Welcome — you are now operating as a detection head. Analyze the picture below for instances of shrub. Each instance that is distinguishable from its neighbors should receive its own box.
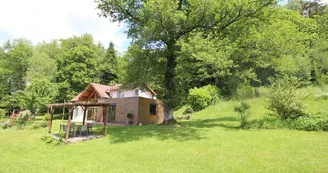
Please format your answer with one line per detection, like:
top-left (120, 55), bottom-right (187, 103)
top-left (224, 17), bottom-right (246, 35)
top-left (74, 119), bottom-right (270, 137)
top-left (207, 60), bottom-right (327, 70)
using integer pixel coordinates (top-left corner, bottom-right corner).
top-left (2, 123), bottom-right (12, 130)
top-left (43, 113), bottom-right (50, 121)
top-left (267, 77), bottom-right (307, 120)
top-left (31, 121), bottom-right (48, 129)
top-left (0, 109), bottom-right (7, 119)
top-left (39, 121), bottom-right (49, 128)
top-left (292, 113), bottom-right (328, 131)
top-left (41, 134), bottom-right (53, 143)
top-left (234, 102), bottom-right (250, 128)
top-left (188, 85), bottom-right (220, 111)
top-left (236, 83), bottom-right (254, 99)
top-left (18, 110), bottom-right (32, 121)
top-left (31, 123), bottom-right (41, 129)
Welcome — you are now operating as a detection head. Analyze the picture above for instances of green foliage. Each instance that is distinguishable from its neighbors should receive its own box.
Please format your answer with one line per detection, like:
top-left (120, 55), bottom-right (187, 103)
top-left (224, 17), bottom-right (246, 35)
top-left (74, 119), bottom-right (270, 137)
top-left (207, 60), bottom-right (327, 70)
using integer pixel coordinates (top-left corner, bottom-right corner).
top-left (96, 0), bottom-right (276, 121)
top-left (41, 134), bottom-right (53, 143)
top-left (31, 123), bottom-right (41, 129)
top-left (25, 49), bottom-right (57, 83)
top-left (246, 113), bottom-right (328, 132)
top-left (43, 113), bottom-right (50, 121)
top-left (1, 123), bottom-right (12, 130)
top-left (188, 85), bottom-right (220, 112)
top-left (100, 42), bottom-right (118, 84)
top-left (56, 34), bottom-right (104, 101)
top-left (20, 79), bottom-right (58, 113)
top-left (292, 113), bottom-right (328, 131)
top-left (267, 77), bottom-right (308, 120)
top-left (234, 102), bottom-right (250, 128)
top-left (0, 109), bottom-right (6, 119)
top-left (31, 121), bottom-right (49, 129)
top-left (183, 106), bottom-right (194, 115)
top-left (18, 110), bottom-right (32, 121)
top-left (236, 82), bottom-right (254, 100)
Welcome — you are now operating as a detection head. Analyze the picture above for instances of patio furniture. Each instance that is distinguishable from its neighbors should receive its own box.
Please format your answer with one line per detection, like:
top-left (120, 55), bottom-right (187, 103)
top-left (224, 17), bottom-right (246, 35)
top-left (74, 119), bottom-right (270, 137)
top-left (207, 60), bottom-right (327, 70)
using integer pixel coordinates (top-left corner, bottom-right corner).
top-left (80, 125), bottom-right (88, 136)
top-left (73, 125), bottom-right (82, 137)
top-left (87, 123), bottom-right (93, 135)
top-left (61, 123), bottom-right (75, 137)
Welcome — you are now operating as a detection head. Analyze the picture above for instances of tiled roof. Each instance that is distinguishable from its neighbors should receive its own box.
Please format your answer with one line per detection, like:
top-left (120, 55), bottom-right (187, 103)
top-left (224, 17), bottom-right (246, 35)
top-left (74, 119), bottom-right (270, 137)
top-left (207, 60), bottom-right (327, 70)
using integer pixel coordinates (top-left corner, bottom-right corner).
top-left (71, 83), bottom-right (156, 102)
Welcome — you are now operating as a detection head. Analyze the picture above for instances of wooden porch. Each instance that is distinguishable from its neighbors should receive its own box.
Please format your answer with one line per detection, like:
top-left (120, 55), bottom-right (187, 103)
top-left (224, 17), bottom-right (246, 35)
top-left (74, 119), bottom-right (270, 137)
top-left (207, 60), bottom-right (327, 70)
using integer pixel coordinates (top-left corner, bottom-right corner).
top-left (46, 102), bottom-right (113, 141)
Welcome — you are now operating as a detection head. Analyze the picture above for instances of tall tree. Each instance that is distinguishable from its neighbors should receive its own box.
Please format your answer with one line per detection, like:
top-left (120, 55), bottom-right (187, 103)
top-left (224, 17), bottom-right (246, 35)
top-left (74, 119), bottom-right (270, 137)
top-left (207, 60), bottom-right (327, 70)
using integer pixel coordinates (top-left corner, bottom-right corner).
top-left (25, 49), bottom-right (57, 83)
top-left (100, 42), bottom-right (118, 84)
top-left (1, 39), bottom-right (33, 93)
top-left (56, 34), bottom-right (104, 101)
top-left (96, 0), bottom-right (276, 124)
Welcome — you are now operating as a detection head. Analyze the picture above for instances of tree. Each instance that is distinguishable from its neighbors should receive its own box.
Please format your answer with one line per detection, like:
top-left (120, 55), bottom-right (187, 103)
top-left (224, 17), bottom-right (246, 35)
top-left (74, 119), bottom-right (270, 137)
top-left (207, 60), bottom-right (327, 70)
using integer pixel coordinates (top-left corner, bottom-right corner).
top-left (309, 14), bottom-right (328, 84)
top-left (2, 39), bottom-right (33, 93)
top-left (96, 0), bottom-right (276, 124)
top-left (25, 49), bottom-right (57, 83)
top-left (19, 79), bottom-right (58, 115)
top-left (100, 42), bottom-right (118, 84)
top-left (56, 34), bottom-right (104, 101)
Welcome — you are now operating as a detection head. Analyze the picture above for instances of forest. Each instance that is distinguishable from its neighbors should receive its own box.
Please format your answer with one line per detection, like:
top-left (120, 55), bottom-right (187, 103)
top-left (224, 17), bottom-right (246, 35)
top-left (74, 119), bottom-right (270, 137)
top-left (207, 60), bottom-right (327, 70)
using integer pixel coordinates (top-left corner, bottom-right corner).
top-left (0, 0), bottom-right (327, 123)
top-left (1, 1), bottom-right (328, 172)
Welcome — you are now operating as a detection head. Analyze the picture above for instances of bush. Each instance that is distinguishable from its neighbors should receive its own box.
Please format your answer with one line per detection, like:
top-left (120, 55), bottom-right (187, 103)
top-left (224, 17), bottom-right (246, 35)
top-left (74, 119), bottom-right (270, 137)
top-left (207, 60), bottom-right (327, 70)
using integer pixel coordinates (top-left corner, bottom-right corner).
top-left (43, 113), bottom-right (50, 121)
top-left (0, 109), bottom-right (7, 119)
top-left (31, 123), bottom-right (41, 129)
top-left (245, 113), bottom-right (328, 132)
top-left (236, 83), bottom-right (254, 99)
top-left (188, 85), bottom-right (220, 111)
top-left (18, 110), bottom-right (32, 121)
top-left (2, 123), bottom-right (12, 129)
top-left (292, 113), bottom-right (328, 131)
top-left (39, 121), bottom-right (49, 128)
top-left (41, 134), bottom-right (53, 143)
top-left (267, 77), bottom-right (308, 120)
top-left (30, 121), bottom-right (49, 130)
top-left (234, 102), bottom-right (250, 128)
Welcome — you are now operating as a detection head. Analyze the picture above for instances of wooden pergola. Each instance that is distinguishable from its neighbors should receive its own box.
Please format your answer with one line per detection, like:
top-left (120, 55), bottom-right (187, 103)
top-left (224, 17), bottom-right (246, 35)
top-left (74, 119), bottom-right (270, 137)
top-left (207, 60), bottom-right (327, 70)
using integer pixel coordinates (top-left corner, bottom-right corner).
top-left (46, 102), bottom-right (112, 140)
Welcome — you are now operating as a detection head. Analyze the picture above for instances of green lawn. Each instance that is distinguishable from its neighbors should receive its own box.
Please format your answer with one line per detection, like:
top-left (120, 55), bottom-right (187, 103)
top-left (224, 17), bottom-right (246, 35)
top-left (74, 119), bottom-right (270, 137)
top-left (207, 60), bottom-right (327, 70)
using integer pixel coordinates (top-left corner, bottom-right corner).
top-left (0, 97), bottom-right (327, 173)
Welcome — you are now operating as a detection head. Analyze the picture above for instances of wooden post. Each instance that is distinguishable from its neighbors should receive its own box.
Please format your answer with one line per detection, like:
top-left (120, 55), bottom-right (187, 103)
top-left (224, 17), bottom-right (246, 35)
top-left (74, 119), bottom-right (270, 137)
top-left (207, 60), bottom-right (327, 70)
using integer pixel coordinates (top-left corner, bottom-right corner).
top-left (48, 107), bottom-right (54, 134)
top-left (62, 100), bottom-right (66, 121)
top-left (65, 108), bottom-right (72, 140)
top-left (103, 106), bottom-right (108, 135)
top-left (82, 106), bottom-right (87, 125)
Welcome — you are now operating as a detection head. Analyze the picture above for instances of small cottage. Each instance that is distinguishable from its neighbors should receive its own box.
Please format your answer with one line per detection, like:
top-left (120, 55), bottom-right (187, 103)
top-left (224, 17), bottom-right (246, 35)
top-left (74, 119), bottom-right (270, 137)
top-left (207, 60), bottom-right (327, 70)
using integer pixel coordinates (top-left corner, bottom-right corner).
top-left (71, 83), bottom-right (164, 125)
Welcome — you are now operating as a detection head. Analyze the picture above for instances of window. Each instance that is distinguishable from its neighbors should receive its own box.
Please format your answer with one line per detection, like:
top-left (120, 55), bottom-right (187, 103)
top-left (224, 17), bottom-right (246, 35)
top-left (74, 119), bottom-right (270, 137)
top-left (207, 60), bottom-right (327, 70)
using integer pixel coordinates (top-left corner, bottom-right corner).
top-left (117, 90), bottom-right (124, 98)
top-left (135, 89), bottom-right (139, 96)
top-left (149, 103), bottom-right (157, 115)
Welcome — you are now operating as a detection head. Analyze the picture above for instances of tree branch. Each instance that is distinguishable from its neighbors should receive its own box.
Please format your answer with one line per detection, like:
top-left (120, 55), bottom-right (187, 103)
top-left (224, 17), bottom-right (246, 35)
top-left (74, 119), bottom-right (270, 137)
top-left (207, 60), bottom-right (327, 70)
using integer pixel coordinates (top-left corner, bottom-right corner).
top-left (177, 0), bottom-right (183, 10)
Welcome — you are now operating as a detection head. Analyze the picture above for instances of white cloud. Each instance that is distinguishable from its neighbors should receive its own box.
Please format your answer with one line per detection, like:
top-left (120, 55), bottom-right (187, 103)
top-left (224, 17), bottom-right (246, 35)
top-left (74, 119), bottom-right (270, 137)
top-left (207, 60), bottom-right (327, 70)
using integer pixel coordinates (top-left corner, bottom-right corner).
top-left (0, 0), bottom-right (130, 52)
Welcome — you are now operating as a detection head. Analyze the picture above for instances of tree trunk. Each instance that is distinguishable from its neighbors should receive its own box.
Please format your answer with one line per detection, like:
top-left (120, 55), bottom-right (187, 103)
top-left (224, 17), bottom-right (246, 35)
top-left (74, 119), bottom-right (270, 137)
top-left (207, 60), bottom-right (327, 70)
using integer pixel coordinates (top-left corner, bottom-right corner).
top-left (163, 40), bottom-right (178, 125)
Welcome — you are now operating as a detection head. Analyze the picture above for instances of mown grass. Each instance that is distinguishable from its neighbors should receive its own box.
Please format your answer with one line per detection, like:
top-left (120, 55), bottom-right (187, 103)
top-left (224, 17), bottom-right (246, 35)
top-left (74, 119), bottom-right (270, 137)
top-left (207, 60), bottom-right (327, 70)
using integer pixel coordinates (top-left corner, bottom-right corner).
top-left (0, 89), bottom-right (327, 173)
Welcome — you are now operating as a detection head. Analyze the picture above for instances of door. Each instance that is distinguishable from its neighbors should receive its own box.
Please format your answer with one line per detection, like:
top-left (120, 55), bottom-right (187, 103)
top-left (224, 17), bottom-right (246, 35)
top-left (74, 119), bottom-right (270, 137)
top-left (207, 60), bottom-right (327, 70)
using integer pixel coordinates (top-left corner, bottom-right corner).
top-left (108, 104), bottom-right (116, 123)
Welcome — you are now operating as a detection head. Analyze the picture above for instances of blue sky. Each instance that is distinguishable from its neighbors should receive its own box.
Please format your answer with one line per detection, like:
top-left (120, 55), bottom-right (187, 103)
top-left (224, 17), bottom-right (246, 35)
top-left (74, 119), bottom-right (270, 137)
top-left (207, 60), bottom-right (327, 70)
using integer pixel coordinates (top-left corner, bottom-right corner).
top-left (0, 0), bottom-right (327, 53)
top-left (0, 0), bottom-right (130, 52)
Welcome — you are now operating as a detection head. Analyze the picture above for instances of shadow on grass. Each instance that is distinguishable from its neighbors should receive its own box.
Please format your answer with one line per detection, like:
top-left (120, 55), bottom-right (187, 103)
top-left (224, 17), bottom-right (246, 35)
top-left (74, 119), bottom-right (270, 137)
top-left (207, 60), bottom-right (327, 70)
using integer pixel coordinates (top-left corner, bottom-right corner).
top-left (183, 116), bottom-right (239, 129)
top-left (107, 124), bottom-right (206, 144)
top-left (107, 116), bottom-right (239, 144)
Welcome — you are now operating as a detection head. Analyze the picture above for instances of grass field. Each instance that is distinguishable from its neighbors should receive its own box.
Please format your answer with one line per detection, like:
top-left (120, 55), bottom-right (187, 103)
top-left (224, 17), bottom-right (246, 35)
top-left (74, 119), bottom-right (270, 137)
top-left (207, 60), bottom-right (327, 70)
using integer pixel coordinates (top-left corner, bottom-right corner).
top-left (0, 94), bottom-right (327, 173)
